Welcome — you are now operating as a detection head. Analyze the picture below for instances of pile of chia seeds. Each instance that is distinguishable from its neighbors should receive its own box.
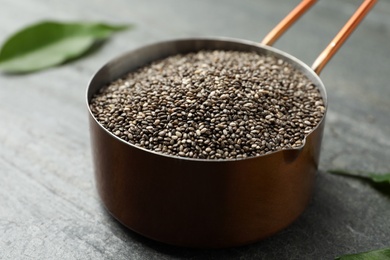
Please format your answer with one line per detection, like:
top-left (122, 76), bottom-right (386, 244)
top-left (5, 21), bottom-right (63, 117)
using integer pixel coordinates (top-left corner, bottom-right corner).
top-left (90, 50), bottom-right (325, 160)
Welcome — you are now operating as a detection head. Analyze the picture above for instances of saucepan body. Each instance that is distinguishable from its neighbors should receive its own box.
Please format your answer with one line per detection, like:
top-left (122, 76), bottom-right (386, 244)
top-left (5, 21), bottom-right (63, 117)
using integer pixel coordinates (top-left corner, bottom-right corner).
top-left (86, 38), bottom-right (327, 248)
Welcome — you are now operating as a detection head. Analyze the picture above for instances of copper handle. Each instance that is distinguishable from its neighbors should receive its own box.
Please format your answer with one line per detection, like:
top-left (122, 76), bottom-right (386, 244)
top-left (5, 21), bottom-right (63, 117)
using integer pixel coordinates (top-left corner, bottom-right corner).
top-left (311, 0), bottom-right (376, 74)
top-left (262, 0), bottom-right (377, 75)
top-left (261, 0), bottom-right (317, 46)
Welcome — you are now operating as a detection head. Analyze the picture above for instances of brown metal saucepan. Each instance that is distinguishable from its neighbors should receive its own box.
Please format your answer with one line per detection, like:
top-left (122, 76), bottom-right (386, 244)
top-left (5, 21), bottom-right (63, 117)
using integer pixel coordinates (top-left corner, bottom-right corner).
top-left (86, 0), bottom-right (376, 248)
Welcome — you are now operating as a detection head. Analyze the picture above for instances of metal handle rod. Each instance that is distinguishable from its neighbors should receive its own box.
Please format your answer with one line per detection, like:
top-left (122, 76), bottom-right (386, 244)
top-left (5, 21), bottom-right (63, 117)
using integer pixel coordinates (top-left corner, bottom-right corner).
top-left (311, 0), bottom-right (377, 74)
top-left (261, 0), bottom-right (317, 46)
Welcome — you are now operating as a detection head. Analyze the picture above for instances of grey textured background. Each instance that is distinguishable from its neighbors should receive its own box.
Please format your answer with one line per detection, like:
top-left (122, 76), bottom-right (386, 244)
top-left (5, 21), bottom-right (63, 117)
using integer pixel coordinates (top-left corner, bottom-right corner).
top-left (0, 0), bottom-right (389, 259)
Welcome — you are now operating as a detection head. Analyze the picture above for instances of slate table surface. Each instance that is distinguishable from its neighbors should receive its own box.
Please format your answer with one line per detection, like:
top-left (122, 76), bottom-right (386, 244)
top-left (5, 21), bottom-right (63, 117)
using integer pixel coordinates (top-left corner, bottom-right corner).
top-left (1, 0), bottom-right (389, 259)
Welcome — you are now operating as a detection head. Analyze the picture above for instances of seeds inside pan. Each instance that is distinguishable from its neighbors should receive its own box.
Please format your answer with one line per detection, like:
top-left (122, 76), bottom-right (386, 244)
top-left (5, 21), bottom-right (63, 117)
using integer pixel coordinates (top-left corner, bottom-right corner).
top-left (90, 50), bottom-right (325, 160)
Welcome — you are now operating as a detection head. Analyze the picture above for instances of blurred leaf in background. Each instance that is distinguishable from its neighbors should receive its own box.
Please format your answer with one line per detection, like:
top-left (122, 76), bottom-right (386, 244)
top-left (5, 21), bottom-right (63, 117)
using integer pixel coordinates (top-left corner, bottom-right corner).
top-left (0, 21), bottom-right (132, 73)
top-left (335, 247), bottom-right (390, 260)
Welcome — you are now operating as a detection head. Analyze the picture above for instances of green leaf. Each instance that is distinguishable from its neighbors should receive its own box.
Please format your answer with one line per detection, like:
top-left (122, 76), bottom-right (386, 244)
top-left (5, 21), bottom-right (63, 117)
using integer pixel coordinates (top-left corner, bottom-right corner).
top-left (335, 247), bottom-right (390, 259)
top-left (369, 173), bottom-right (390, 183)
top-left (0, 21), bottom-right (132, 73)
top-left (328, 169), bottom-right (390, 184)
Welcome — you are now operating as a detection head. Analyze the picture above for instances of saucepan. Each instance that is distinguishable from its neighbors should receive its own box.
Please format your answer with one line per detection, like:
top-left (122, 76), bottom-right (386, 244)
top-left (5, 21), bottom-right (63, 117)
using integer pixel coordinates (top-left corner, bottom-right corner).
top-left (86, 0), bottom-right (376, 248)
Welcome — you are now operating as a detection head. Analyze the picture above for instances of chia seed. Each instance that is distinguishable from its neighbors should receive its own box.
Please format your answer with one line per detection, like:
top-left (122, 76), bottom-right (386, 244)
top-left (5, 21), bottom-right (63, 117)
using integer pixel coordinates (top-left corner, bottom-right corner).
top-left (90, 50), bottom-right (325, 160)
